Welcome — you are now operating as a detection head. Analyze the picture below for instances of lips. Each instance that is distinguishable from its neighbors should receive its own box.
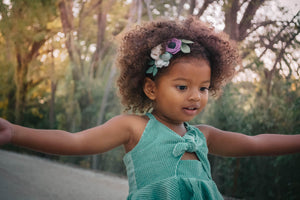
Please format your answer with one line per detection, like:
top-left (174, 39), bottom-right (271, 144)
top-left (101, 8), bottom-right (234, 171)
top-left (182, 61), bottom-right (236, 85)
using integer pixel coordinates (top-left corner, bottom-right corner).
top-left (182, 105), bottom-right (200, 115)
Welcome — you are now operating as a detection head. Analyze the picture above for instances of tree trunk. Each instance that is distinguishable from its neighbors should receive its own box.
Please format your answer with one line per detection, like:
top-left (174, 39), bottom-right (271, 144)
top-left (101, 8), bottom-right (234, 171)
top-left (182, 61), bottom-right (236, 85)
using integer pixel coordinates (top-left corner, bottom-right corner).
top-left (91, 2), bottom-right (138, 168)
top-left (14, 38), bottom-right (46, 124)
top-left (92, 63), bottom-right (117, 170)
top-left (144, 0), bottom-right (153, 21)
top-left (189, 0), bottom-right (196, 15)
top-left (224, 0), bottom-right (239, 40)
top-left (14, 52), bottom-right (27, 124)
top-left (196, 0), bottom-right (215, 18)
top-left (49, 46), bottom-right (57, 129)
top-left (177, 0), bottom-right (186, 17)
top-left (127, 0), bottom-right (138, 24)
top-left (137, 0), bottom-right (143, 24)
top-left (238, 0), bottom-right (266, 41)
top-left (58, 0), bottom-right (82, 81)
top-left (89, 0), bottom-right (112, 78)
top-left (58, 0), bottom-right (90, 130)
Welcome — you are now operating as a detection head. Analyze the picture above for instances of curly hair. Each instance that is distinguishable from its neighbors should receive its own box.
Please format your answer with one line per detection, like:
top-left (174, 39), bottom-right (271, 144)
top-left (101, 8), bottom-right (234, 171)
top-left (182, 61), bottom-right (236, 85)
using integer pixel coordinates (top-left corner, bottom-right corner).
top-left (116, 17), bottom-right (239, 113)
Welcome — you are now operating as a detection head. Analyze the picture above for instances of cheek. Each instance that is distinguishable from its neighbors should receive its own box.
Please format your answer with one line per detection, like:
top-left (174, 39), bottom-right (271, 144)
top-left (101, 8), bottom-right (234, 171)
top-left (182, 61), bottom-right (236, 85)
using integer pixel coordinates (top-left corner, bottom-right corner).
top-left (201, 94), bottom-right (209, 106)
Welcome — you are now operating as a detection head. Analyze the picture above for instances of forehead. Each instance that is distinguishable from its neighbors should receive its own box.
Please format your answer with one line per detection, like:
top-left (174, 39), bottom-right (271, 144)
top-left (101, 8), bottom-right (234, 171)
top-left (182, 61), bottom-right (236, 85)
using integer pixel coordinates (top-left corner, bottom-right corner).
top-left (159, 57), bottom-right (211, 82)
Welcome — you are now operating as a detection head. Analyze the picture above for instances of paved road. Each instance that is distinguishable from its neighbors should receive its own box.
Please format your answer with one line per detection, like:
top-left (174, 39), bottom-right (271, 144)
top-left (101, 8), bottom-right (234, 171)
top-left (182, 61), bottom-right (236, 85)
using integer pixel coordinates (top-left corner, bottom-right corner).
top-left (0, 150), bottom-right (129, 200)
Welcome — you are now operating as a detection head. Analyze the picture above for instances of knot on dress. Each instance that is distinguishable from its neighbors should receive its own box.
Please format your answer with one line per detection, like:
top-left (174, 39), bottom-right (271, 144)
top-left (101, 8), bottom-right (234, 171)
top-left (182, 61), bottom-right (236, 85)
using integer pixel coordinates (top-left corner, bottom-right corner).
top-left (172, 132), bottom-right (202, 157)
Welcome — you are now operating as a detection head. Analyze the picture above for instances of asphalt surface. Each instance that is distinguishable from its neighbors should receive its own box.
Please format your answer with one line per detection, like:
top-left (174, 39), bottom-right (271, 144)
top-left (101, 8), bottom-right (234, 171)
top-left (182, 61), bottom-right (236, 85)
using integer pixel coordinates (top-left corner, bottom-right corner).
top-left (0, 150), bottom-right (128, 200)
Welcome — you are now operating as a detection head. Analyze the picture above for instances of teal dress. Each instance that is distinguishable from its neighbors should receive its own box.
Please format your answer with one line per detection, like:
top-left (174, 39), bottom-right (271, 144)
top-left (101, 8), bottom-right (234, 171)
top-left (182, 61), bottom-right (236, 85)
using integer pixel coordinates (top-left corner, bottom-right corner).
top-left (123, 113), bottom-right (223, 199)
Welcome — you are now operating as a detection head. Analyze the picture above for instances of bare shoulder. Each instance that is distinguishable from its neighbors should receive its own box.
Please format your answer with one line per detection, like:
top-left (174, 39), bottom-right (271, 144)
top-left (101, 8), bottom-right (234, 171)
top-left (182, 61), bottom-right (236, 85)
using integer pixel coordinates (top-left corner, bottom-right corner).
top-left (110, 114), bottom-right (149, 152)
top-left (195, 124), bottom-right (214, 139)
top-left (110, 114), bottom-right (148, 131)
top-left (195, 124), bottom-right (222, 150)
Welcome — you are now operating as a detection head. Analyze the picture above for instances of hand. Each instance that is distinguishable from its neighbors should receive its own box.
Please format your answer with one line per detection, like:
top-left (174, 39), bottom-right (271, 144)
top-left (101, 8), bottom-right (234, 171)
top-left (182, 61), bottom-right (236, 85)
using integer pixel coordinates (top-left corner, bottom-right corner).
top-left (0, 118), bottom-right (13, 146)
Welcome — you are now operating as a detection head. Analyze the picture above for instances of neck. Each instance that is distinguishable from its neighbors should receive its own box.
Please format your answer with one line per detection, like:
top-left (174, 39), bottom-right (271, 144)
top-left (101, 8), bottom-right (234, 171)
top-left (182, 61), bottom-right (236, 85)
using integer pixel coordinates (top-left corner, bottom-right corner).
top-left (151, 111), bottom-right (187, 136)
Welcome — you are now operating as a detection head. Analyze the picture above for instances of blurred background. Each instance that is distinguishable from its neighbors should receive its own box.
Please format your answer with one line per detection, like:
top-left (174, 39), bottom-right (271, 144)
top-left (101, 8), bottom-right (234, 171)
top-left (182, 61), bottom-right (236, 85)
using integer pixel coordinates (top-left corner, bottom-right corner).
top-left (0, 0), bottom-right (299, 199)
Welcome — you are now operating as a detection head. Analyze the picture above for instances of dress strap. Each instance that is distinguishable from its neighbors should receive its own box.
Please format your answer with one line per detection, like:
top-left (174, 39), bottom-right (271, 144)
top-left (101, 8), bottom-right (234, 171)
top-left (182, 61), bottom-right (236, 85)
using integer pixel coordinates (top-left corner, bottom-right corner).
top-left (146, 112), bottom-right (155, 120)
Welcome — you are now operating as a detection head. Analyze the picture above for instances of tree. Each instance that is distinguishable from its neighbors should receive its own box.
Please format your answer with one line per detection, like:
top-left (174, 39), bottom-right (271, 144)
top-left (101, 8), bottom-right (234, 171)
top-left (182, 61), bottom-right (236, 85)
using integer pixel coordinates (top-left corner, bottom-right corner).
top-left (0, 0), bottom-right (58, 124)
top-left (57, 0), bottom-right (126, 131)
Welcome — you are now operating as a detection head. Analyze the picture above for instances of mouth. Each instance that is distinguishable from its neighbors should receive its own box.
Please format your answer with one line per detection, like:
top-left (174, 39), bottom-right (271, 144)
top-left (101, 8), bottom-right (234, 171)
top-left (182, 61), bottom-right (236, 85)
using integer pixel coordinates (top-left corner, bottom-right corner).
top-left (183, 104), bottom-right (200, 110)
top-left (184, 107), bottom-right (198, 111)
top-left (182, 106), bottom-right (200, 115)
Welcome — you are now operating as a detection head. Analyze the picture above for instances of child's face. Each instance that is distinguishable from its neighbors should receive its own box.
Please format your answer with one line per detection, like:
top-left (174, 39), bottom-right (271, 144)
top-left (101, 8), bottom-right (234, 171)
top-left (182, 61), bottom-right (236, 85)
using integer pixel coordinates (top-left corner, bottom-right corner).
top-left (148, 57), bottom-right (211, 124)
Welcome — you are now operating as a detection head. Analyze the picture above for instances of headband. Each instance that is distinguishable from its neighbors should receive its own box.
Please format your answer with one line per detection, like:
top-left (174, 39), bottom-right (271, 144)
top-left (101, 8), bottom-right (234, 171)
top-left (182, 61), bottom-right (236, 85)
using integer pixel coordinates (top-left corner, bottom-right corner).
top-left (146, 38), bottom-right (194, 76)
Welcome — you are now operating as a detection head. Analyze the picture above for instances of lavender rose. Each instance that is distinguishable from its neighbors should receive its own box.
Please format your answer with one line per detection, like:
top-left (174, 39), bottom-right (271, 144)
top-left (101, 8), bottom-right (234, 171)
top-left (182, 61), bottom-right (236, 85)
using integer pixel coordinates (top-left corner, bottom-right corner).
top-left (166, 38), bottom-right (182, 54)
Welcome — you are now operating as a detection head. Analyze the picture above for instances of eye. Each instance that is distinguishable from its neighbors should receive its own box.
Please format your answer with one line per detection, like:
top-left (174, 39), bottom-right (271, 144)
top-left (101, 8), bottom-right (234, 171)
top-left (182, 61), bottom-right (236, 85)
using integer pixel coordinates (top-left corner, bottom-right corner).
top-left (200, 87), bottom-right (209, 92)
top-left (176, 85), bottom-right (187, 91)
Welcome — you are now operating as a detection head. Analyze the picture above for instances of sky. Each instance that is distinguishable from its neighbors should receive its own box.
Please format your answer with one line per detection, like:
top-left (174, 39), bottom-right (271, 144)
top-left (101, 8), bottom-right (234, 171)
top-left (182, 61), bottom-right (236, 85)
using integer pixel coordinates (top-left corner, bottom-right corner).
top-left (278, 0), bottom-right (299, 16)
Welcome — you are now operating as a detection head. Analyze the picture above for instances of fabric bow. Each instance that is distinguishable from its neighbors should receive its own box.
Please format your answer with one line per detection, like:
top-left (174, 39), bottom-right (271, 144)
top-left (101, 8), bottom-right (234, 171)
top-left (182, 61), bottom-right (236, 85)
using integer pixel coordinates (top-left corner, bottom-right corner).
top-left (172, 133), bottom-right (202, 157)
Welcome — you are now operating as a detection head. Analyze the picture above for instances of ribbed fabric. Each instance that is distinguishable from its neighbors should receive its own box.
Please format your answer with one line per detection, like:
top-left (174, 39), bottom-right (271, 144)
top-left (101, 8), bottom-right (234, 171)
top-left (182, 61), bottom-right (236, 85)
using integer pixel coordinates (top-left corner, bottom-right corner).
top-left (123, 113), bottom-right (223, 200)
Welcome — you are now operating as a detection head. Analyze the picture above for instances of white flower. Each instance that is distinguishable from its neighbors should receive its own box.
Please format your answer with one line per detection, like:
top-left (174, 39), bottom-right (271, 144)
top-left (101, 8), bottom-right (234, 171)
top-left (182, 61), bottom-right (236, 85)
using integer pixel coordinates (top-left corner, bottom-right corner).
top-left (155, 59), bottom-right (169, 68)
top-left (150, 44), bottom-right (163, 60)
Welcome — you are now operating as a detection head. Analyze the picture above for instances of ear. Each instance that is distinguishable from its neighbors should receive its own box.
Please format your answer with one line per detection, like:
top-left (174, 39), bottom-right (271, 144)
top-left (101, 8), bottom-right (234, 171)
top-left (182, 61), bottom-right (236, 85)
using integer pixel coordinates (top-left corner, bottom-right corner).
top-left (143, 77), bottom-right (157, 100)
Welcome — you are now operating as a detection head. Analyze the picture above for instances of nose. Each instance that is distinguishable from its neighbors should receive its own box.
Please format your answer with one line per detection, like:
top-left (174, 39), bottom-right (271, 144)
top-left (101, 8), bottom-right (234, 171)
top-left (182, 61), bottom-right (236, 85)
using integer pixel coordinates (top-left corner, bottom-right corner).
top-left (188, 88), bottom-right (201, 101)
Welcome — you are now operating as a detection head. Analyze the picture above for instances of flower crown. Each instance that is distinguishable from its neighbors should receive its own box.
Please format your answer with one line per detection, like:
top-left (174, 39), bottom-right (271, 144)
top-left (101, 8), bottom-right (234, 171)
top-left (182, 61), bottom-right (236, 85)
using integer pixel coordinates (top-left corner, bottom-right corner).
top-left (146, 38), bottom-right (194, 76)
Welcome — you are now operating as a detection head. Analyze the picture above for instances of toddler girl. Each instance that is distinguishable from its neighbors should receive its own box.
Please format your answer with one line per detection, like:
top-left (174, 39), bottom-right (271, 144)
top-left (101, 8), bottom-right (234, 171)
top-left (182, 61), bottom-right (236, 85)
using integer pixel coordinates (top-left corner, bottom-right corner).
top-left (0, 17), bottom-right (299, 200)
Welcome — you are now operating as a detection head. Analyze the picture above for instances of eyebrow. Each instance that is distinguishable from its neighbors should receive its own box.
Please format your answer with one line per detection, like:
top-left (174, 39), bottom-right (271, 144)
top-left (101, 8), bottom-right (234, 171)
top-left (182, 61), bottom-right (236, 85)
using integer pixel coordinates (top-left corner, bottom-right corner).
top-left (172, 78), bottom-right (211, 84)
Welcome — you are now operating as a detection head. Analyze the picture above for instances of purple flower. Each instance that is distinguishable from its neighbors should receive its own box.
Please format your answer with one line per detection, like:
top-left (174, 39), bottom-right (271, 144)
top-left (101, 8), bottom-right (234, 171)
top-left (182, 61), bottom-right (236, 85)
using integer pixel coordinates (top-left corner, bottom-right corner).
top-left (166, 38), bottom-right (182, 54)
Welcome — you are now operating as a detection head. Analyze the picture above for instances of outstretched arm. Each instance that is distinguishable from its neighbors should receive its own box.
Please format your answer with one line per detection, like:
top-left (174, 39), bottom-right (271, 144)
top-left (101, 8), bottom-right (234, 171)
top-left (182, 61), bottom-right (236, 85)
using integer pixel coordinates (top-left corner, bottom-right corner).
top-left (198, 125), bottom-right (300, 157)
top-left (0, 115), bottom-right (135, 155)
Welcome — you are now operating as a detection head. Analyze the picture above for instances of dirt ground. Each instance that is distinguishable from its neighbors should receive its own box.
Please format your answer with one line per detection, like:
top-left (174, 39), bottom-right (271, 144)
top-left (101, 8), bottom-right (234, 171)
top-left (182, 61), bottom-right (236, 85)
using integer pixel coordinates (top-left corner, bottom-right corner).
top-left (0, 150), bottom-right (128, 200)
